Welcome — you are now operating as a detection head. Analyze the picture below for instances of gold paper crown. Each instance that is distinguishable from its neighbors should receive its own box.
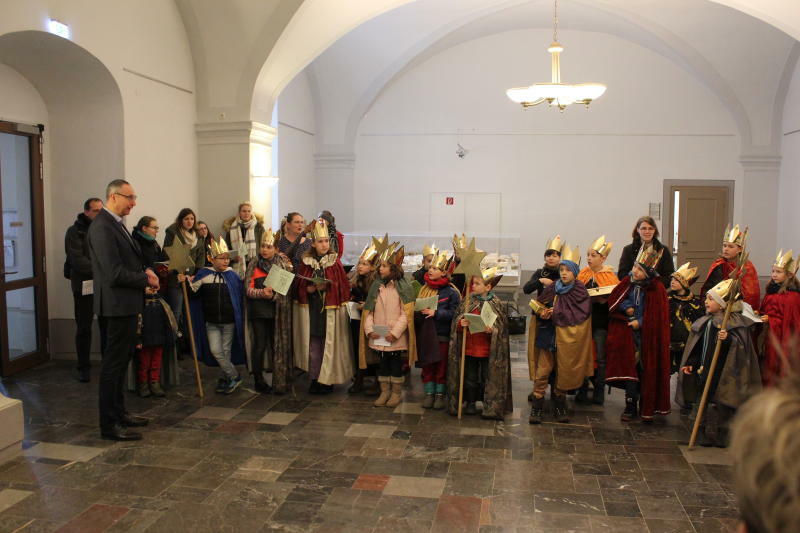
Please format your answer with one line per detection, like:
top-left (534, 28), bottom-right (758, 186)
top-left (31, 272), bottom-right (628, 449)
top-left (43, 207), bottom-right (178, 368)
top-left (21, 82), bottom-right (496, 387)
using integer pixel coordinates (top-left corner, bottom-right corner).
top-left (589, 235), bottom-right (613, 258)
top-left (560, 244), bottom-right (581, 266)
top-left (431, 248), bottom-right (452, 271)
top-left (209, 236), bottom-right (230, 258)
top-left (723, 224), bottom-right (744, 247)
top-left (480, 266), bottom-right (503, 287)
top-left (422, 243), bottom-right (436, 257)
top-left (310, 219), bottom-right (329, 241)
top-left (635, 245), bottom-right (663, 270)
top-left (261, 228), bottom-right (276, 247)
top-left (708, 278), bottom-right (740, 304)
top-left (545, 235), bottom-right (564, 254)
top-left (671, 262), bottom-right (698, 287)
top-left (358, 242), bottom-right (379, 265)
top-left (452, 233), bottom-right (469, 257)
top-left (774, 249), bottom-right (799, 274)
top-left (378, 242), bottom-right (404, 266)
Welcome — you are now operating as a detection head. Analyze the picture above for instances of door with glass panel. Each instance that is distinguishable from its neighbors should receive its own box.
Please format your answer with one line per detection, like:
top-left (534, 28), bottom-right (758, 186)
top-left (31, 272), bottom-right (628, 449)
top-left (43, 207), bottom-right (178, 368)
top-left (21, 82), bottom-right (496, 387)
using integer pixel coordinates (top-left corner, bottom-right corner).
top-left (0, 120), bottom-right (49, 376)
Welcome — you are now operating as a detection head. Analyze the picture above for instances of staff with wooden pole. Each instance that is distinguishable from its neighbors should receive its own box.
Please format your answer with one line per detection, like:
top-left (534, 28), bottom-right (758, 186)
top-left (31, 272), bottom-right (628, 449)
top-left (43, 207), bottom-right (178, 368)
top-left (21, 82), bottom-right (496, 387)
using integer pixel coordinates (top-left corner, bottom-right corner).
top-left (688, 229), bottom-right (749, 448)
top-left (164, 242), bottom-right (204, 398)
top-left (452, 235), bottom-right (486, 419)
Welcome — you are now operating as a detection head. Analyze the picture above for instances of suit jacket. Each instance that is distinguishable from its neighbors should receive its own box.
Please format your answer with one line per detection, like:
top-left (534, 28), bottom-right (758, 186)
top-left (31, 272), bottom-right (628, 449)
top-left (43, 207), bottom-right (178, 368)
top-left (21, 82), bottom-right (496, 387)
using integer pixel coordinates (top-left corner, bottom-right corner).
top-left (87, 208), bottom-right (148, 317)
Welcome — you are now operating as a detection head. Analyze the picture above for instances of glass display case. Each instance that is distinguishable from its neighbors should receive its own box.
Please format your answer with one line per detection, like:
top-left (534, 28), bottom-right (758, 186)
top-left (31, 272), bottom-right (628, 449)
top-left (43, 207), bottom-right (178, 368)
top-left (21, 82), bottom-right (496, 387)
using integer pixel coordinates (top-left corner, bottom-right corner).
top-left (342, 233), bottom-right (521, 288)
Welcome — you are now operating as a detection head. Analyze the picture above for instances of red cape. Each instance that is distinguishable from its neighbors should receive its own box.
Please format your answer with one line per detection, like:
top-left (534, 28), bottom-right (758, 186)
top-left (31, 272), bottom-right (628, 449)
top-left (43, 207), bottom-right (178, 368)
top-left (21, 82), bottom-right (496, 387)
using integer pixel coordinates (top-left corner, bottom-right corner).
top-left (605, 276), bottom-right (672, 419)
top-left (295, 255), bottom-right (351, 307)
top-left (703, 258), bottom-right (761, 311)
top-left (760, 289), bottom-right (800, 386)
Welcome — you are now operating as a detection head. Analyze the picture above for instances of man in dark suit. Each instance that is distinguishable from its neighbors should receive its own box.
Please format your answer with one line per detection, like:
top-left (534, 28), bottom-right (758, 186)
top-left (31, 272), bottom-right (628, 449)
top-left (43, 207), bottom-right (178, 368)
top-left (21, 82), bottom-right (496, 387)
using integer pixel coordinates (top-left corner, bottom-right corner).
top-left (64, 197), bottom-right (103, 383)
top-left (88, 179), bottom-right (160, 441)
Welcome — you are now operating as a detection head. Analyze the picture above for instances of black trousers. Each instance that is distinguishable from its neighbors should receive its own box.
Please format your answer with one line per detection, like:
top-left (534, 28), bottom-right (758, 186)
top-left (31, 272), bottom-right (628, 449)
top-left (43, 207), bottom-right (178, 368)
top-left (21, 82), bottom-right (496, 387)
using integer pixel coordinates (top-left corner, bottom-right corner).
top-left (250, 318), bottom-right (275, 376)
top-left (465, 356), bottom-right (489, 402)
top-left (378, 350), bottom-right (404, 377)
top-left (99, 315), bottom-right (137, 430)
top-left (73, 293), bottom-right (107, 370)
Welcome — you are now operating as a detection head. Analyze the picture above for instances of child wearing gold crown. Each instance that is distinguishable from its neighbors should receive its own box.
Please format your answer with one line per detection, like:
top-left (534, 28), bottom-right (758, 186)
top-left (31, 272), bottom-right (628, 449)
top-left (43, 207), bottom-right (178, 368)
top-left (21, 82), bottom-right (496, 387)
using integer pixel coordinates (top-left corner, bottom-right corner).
top-left (528, 245), bottom-right (593, 423)
top-left (700, 224), bottom-right (760, 310)
top-left (188, 237), bottom-right (247, 394)
top-left (347, 240), bottom-right (380, 395)
top-left (678, 279), bottom-right (762, 447)
top-left (759, 250), bottom-right (800, 386)
top-left (294, 219), bottom-right (353, 394)
top-left (243, 228), bottom-right (294, 395)
top-left (447, 268), bottom-right (512, 419)
top-left (668, 262), bottom-right (704, 412)
top-left (413, 243), bottom-right (436, 286)
top-left (575, 236), bottom-right (620, 406)
top-left (524, 235), bottom-right (564, 402)
top-left (415, 248), bottom-right (461, 410)
top-left (362, 240), bottom-right (417, 408)
top-left (606, 246), bottom-right (671, 422)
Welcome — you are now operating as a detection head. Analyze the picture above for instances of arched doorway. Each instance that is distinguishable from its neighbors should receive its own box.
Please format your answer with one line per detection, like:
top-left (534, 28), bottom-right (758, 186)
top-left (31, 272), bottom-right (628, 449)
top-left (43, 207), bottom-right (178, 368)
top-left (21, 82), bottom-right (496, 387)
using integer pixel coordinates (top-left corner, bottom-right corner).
top-left (0, 30), bottom-right (124, 375)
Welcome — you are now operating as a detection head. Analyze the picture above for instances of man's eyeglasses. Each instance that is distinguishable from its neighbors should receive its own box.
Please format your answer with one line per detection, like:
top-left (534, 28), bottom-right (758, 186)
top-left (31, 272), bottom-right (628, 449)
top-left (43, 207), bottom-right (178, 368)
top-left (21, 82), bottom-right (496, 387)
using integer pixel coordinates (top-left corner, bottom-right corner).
top-left (114, 192), bottom-right (137, 201)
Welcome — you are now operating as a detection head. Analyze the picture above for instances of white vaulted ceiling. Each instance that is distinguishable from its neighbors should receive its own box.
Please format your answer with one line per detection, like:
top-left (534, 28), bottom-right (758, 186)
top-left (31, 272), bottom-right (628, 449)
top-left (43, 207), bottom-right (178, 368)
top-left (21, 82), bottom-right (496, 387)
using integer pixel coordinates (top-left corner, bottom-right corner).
top-left (299, 0), bottom-right (798, 158)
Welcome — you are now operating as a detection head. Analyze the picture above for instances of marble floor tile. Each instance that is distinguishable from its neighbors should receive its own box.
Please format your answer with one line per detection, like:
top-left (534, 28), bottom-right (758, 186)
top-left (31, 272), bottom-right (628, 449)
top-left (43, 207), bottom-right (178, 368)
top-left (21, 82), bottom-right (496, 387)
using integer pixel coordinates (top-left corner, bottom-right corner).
top-left (187, 406), bottom-right (240, 421)
top-left (383, 475), bottom-right (446, 499)
top-left (94, 465), bottom-right (186, 498)
top-left (56, 503), bottom-right (130, 533)
top-left (393, 402), bottom-right (425, 415)
top-left (352, 474), bottom-right (390, 491)
top-left (679, 445), bottom-right (734, 465)
top-left (344, 423), bottom-right (398, 439)
top-left (258, 412), bottom-right (299, 425)
top-left (23, 442), bottom-right (105, 463)
top-left (0, 488), bottom-right (33, 513)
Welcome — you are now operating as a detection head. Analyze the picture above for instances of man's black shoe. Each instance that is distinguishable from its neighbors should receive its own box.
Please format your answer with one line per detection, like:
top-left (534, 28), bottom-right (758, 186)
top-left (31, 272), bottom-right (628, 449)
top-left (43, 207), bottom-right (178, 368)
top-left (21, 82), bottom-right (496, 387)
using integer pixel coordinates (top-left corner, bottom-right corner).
top-left (101, 423), bottom-right (142, 441)
top-left (121, 414), bottom-right (149, 427)
top-left (76, 369), bottom-right (90, 383)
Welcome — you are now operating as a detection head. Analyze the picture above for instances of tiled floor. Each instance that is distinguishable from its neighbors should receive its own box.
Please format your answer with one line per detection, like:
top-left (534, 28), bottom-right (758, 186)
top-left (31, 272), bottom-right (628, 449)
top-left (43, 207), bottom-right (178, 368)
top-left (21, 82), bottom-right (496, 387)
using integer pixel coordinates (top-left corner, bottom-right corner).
top-left (0, 337), bottom-right (739, 532)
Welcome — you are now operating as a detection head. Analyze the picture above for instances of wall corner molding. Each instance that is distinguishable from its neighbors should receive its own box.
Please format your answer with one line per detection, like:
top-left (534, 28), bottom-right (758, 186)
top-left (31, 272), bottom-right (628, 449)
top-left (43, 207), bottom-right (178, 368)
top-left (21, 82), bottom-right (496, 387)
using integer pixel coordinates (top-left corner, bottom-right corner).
top-left (315, 152), bottom-right (356, 170)
top-left (196, 121), bottom-right (276, 146)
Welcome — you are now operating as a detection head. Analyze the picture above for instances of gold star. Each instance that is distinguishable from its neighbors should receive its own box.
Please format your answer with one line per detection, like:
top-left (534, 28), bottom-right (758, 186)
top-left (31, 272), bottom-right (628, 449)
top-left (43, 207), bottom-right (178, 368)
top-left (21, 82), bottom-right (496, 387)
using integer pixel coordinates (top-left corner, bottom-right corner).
top-left (164, 242), bottom-right (195, 274)
top-left (453, 237), bottom-right (486, 281)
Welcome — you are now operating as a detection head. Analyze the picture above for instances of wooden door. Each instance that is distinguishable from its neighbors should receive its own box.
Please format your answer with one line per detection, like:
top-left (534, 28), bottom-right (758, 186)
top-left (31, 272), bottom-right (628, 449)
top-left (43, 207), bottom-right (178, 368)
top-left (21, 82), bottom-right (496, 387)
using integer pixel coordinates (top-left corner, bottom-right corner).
top-left (672, 186), bottom-right (729, 279)
top-left (0, 120), bottom-right (49, 376)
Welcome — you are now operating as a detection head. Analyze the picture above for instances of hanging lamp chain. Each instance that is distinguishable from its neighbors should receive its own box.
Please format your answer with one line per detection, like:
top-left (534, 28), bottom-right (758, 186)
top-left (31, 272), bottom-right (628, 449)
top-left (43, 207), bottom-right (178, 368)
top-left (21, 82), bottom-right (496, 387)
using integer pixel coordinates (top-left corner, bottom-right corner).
top-left (553, 0), bottom-right (559, 43)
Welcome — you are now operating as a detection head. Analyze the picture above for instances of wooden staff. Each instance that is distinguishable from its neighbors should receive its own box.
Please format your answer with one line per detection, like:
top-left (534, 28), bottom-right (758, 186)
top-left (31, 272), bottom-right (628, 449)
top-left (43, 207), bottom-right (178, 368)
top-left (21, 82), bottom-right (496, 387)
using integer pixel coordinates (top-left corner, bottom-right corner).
top-left (457, 282), bottom-right (473, 420)
top-left (181, 273), bottom-right (204, 399)
top-left (688, 230), bottom-right (749, 448)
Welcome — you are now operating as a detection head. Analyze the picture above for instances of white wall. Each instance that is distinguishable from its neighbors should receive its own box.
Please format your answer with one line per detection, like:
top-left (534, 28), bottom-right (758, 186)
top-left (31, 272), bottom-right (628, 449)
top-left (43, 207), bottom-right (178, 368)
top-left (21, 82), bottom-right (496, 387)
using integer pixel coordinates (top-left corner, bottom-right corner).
top-left (778, 54), bottom-right (800, 249)
top-left (354, 29), bottom-right (742, 270)
top-left (1, 1), bottom-right (197, 321)
top-left (277, 70), bottom-right (317, 225)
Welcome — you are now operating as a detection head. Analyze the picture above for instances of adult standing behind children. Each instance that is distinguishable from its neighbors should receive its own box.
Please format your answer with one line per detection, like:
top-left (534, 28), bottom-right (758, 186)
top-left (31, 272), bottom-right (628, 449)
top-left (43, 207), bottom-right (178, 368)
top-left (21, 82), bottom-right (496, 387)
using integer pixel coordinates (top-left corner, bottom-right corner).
top-left (617, 216), bottom-right (674, 288)
top-left (278, 212), bottom-right (311, 272)
top-left (65, 197), bottom-right (104, 383)
top-left (225, 202), bottom-right (265, 278)
top-left (163, 208), bottom-right (206, 342)
top-left (88, 179), bottom-right (159, 441)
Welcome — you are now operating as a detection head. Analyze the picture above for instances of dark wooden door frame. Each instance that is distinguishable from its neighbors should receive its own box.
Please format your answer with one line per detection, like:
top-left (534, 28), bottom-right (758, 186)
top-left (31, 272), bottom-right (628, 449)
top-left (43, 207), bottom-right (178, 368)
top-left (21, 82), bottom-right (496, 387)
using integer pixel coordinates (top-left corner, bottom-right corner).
top-left (0, 119), bottom-right (49, 376)
top-left (662, 179), bottom-right (735, 260)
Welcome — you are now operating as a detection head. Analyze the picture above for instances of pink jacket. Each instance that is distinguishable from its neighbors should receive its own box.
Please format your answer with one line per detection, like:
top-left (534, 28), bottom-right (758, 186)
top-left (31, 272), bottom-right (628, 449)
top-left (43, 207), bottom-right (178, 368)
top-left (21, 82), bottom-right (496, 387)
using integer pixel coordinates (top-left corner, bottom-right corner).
top-left (364, 280), bottom-right (408, 351)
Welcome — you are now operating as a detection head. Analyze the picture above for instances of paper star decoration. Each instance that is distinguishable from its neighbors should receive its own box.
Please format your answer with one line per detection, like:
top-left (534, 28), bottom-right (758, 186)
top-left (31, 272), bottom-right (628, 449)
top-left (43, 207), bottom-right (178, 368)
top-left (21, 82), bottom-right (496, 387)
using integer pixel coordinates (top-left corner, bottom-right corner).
top-left (164, 242), bottom-right (195, 274)
top-left (453, 236), bottom-right (486, 281)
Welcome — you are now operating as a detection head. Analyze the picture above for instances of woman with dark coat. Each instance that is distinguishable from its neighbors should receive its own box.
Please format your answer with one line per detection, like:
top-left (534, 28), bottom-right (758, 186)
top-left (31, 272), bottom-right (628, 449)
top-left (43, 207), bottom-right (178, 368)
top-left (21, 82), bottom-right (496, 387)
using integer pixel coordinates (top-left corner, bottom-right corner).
top-left (617, 216), bottom-right (674, 288)
top-left (132, 216), bottom-right (168, 282)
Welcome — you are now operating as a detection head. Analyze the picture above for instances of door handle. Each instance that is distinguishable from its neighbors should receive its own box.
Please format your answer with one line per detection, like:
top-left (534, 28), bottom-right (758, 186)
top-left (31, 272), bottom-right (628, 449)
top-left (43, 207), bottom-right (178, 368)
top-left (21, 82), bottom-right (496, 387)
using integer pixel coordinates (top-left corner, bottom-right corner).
top-left (0, 271), bottom-right (19, 275)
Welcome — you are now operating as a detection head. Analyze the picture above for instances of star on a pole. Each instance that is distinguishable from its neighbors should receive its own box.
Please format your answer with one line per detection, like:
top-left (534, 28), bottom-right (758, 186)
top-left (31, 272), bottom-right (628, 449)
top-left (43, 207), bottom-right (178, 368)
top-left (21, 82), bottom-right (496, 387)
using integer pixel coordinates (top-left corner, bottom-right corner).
top-left (164, 242), bottom-right (194, 274)
top-left (453, 236), bottom-right (486, 281)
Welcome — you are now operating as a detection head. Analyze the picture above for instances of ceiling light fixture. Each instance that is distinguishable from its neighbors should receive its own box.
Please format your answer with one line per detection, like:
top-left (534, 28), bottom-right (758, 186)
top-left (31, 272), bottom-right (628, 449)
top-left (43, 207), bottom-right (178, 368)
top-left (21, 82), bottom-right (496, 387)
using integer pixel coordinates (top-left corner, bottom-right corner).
top-left (506, 0), bottom-right (606, 111)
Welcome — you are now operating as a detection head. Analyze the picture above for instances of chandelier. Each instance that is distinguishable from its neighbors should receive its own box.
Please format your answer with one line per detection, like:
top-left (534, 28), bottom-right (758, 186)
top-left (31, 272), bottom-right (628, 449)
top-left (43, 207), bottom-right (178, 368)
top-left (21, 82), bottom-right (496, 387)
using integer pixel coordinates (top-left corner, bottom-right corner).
top-left (506, 0), bottom-right (606, 111)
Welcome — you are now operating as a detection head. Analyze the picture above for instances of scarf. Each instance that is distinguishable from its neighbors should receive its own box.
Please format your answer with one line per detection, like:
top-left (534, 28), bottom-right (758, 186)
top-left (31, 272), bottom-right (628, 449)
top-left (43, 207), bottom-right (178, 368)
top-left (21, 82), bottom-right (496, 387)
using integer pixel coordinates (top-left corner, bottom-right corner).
top-left (229, 217), bottom-right (257, 260)
top-left (136, 230), bottom-right (155, 241)
top-left (181, 228), bottom-right (198, 248)
top-left (424, 272), bottom-right (449, 290)
top-left (555, 280), bottom-right (575, 294)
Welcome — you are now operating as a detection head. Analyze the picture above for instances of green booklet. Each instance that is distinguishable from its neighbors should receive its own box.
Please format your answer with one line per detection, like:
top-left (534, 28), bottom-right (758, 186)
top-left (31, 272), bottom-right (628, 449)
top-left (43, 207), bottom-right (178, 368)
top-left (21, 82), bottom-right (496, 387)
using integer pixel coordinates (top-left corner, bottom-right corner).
top-left (414, 295), bottom-right (439, 312)
top-left (265, 264), bottom-right (295, 296)
top-left (464, 302), bottom-right (498, 334)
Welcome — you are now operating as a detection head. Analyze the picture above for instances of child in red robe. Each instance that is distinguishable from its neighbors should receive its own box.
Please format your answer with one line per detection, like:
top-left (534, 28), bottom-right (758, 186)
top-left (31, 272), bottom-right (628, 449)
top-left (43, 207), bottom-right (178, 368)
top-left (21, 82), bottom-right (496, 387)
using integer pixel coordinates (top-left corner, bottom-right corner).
top-left (700, 224), bottom-right (760, 311)
top-left (759, 250), bottom-right (800, 385)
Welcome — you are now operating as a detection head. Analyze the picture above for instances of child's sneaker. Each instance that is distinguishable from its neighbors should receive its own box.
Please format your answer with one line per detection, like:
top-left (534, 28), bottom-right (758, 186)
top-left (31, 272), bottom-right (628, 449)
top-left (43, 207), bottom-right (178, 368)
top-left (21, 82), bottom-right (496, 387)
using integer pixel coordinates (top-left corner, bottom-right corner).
top-left (215, 377), bottom-right (227, 394)
top-left (224, 376), bottom-right (242, 394)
